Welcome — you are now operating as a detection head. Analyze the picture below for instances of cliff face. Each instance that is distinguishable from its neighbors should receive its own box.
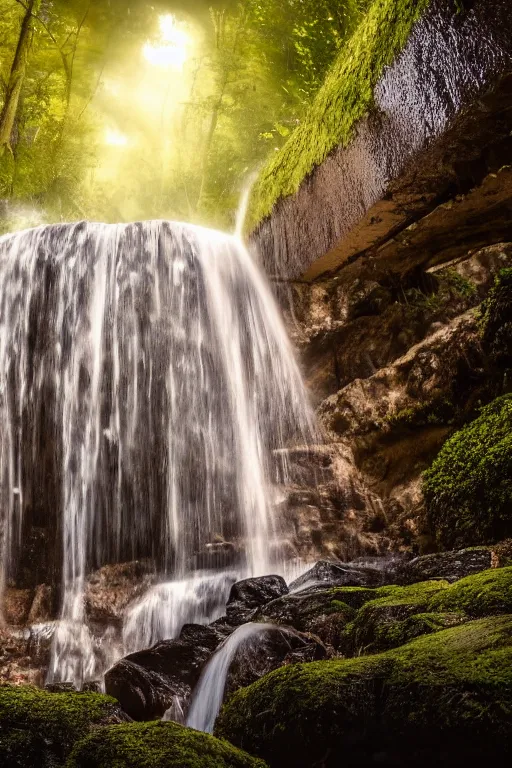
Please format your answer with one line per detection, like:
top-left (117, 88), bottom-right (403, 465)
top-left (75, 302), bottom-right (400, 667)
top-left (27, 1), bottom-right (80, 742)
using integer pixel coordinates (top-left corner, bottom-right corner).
top-left (250, 0), bottom-right (512, 561)
top-left (249, 0), bottom-right (512, 280)
top-left (280, 242), bottom-right (512, 561)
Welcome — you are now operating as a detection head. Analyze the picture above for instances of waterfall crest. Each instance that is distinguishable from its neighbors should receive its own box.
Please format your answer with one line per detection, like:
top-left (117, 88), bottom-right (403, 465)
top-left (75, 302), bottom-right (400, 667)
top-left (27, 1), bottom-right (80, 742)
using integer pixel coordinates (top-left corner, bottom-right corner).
top-left (0, 220), bottom-right (315, 685)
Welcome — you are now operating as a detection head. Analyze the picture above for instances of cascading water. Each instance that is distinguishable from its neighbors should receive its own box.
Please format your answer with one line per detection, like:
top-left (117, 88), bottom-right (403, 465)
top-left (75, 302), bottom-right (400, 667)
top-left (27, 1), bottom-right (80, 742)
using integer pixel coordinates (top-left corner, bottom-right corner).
top-left (0, 220), bottom-right (315, 685)
top-left (186, 623), bottom-right (277, 734)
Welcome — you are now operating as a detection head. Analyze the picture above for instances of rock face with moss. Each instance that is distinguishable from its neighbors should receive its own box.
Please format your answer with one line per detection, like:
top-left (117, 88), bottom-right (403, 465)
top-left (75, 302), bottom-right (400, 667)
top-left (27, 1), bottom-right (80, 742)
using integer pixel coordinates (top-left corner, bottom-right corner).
top-left (249, 0), bottom-right (512, 280)
top-left (217, 611), bottom-right (512, 767)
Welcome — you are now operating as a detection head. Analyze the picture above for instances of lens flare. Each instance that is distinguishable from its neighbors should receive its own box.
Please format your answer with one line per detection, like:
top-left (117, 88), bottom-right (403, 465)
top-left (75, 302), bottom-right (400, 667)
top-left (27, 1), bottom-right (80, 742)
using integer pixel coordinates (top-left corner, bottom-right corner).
top-left (143, 14), bottom-right (190, 70)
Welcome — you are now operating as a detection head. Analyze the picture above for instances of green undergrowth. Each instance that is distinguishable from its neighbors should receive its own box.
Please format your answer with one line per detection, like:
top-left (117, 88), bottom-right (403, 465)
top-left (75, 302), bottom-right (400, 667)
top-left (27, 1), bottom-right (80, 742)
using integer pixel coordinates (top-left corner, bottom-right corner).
top-left (216, 615), bottom-right (512, 767)
top-left (480, 268), bottom-right (512, 368)
top-left (0, 686), bottom-right (122, 767)
top-left (247, 0), bottom-right (431, 230)
top-left (68, 721), bottom-right (267, 768)
top-left (423, 394), bottom-right (512, 548)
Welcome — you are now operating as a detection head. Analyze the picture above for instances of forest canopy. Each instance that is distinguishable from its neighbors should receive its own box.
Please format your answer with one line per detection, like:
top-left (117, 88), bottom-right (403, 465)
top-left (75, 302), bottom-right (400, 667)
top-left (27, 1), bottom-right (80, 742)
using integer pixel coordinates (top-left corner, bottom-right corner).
top-left (0, 0), bottom-right (368, 233)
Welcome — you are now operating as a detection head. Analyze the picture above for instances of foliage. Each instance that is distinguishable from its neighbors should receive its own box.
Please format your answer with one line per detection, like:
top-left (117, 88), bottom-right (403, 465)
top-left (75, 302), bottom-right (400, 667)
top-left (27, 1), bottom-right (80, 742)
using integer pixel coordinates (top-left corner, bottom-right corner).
top-left (423, 394), bottom-right (512, 548)
top-left (216, 615), bottom-right (512, 767)
top-left (0, 0), bottom-right (368, 232)
top-left (480, 267), bottom-right (512, 368)
top-left (68, 720), bottom-right (267, 768)
top-left (247, 0), bottom-right (431, 230)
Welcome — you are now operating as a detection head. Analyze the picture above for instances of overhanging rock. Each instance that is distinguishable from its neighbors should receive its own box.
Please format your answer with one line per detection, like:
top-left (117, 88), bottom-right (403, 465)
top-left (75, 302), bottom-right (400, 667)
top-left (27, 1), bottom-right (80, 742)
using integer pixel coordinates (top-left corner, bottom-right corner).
top-left (250, 0), bottom-right (512, 282)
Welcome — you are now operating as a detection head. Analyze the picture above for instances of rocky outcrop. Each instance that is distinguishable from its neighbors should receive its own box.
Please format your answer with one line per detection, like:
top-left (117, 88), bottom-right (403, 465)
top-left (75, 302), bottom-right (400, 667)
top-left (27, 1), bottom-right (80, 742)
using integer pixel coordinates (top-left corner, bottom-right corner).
top-left (278, 242), bottom-right (512, 559)
top-left (250, 0), bottom-right (512, 280)
top-left (217, 567), bottom-right (512, 767)
top-left (104, 624), bottom-right (226, 721)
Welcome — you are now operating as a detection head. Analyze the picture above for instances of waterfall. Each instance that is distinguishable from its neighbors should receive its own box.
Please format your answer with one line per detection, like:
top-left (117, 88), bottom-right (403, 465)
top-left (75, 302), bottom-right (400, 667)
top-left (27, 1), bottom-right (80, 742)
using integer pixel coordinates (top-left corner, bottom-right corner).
top-left (186, 622), bottom-right (276, 734)
top-left (0, 220), bottom-right (315, 685)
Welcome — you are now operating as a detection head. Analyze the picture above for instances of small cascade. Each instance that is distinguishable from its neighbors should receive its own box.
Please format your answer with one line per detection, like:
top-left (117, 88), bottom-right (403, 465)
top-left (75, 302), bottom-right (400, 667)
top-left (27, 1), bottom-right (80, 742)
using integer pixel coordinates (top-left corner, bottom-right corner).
top-left (122, 570), bottom-right (238, 653)
top-left (0, 220), bottom-right (316, 685)
top-left (186, 623), bottom-right (276, 734)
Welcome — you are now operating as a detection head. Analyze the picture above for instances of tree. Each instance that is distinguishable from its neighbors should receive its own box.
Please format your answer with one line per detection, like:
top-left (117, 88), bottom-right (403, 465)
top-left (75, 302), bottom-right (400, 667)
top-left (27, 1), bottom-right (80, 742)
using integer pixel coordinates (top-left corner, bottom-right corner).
top-left (0, 0), bottom-right (40, 154)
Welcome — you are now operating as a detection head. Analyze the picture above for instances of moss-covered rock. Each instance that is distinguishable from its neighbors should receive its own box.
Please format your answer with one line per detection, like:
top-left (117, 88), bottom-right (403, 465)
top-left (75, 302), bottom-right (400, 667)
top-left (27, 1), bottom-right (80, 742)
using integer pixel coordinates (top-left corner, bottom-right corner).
top-left (338, 580), bottom-right (452, 653)
top-left (428, 566), bottom-right (512, 616)
top-left (0, 685), bottom-right (126, 767)
top-left (338, 568), bottom-right (512, 654)
top-left (247, 0), bottom-right (430, 230)
top-left (216, 616), bottom-right (512, 768)
top-left (423, 394), bottom-right (512, 548)
top-left (68, 721), bottom-right (267, 768)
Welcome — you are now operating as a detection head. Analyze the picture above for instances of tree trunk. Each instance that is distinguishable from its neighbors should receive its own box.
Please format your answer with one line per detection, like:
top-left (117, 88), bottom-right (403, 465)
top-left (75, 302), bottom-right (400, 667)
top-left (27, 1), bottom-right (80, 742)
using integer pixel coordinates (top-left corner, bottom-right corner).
top-left (0, 0), bottom-right (40, 153)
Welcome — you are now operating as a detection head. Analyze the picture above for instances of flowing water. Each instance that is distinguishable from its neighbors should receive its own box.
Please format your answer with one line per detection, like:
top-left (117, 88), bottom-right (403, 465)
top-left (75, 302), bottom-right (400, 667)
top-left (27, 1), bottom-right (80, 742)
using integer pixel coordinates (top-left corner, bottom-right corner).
top-left (0, 220), bottom-right (315, 684)
top-left (186, 622), bottom-right (277, 734)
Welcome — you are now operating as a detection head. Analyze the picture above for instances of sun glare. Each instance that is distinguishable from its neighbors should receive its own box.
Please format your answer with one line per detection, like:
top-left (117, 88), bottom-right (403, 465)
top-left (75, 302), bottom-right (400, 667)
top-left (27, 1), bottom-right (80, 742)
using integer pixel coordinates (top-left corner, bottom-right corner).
top-left (143, 14), bottom-right (190, 70)
top-left (104, 128), bottom-right (129, 147)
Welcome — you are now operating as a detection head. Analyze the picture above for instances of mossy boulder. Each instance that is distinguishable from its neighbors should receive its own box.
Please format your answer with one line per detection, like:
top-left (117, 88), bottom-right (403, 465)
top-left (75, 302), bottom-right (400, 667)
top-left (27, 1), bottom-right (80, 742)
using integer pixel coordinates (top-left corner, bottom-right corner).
top-left (68, 721), bottom-right (267, 768)
top-left (0, 685), bottom-right (127, 767)
top-left (423, 394), bottom-right (512, 548)
top-left (216, 616), bottom-right (512, 768)
top-left (339, 580), bottom-right (453, 653)
top-left (428, 566), bottom-right (512, 616)
top-left (338, 567), bottom-right (512, 654)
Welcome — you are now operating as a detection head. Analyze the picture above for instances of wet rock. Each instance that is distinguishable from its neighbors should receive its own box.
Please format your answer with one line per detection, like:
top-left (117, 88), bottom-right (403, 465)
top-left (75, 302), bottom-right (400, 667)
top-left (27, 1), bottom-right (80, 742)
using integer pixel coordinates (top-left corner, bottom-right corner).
top-left (254, 589), bottom-right (355, 640)
top-left (395, 547), bottom-right (497, 585)
top-left (85, 561), bottom-right (155, 624)
top-left (2, 589), bottom-right (34, 626)
top-left (225, 625), bottom-right (327, 697)
top-left (105, 623), bottom-right (224, 721)
top-left (28, 584), bottom-right (54, 624)
top-left (226, 576), bottom-right (289, 625)
top-left (289, 561), bottom-right (385, 592)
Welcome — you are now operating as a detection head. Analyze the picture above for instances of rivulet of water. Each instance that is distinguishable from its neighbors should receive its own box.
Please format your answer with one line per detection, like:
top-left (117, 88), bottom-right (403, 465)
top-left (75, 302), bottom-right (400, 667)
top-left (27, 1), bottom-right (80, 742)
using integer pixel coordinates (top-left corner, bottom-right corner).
top-left (0, 220), bottom-right (316, 685)
top-left (186, 622), bottom-right (277, 734)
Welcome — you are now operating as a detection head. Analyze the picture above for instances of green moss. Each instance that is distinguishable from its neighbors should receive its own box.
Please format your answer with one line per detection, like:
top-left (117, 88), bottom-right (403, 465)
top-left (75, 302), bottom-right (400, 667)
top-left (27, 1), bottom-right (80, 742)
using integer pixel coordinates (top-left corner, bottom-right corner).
top-left (0, 686), bottom-right (122, 767)
top-left (428, 567), bottom-right (512, 616)
top-left (68, 721), bottom-right (266, 768)
top-left (247, 0), bottom-right (431, 230)
top-left (216, 616), bottom-right (512, 768)
top-left (423, 394), bottom-right (512, 548)
top-left (340, 581), bottom-right (451, 653)
top-left (480, 267), bottom-right (512, 367)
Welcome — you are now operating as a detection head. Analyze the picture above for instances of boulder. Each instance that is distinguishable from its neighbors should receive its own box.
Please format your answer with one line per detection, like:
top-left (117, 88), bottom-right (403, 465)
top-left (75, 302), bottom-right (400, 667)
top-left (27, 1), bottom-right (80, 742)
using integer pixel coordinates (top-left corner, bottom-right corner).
top-left (224, 626), bottom-right (328, 698)
top-left (68, 721), bottom-right (267, 768)
top-left (0, 685), bottom-right (127, 768)
top-left (105, 624), bottom-right (225, 720)
top-left (254, 590), bottom-right (355, 640)
top-left (225, 576), bottom-right (288, 625)
top-left (395, 547), bottom-right (497, 584)
top-left (216, 616), bottom-right (512, 768)
top-left (289, 560), bottom-right (385, 591)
